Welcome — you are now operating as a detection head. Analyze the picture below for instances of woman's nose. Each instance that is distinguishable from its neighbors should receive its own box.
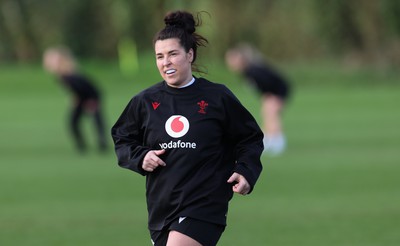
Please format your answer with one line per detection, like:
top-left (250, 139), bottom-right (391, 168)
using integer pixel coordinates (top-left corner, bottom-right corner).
top-left (163, 57), bottom-right (171, 66)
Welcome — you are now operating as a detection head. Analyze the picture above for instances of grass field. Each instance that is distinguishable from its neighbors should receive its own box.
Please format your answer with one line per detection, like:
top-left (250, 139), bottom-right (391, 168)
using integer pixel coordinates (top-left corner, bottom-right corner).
top-left (0, 58), bottom-right (399, 246)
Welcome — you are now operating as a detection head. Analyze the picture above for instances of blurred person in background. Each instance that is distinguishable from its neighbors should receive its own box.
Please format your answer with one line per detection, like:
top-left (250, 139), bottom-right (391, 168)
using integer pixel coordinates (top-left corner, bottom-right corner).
top-left (43, 46), bottom-right (108, 153)
top-left (225, 43), bottom-right (291, 156)
top-left (112, 10), bottom-right (263, 246)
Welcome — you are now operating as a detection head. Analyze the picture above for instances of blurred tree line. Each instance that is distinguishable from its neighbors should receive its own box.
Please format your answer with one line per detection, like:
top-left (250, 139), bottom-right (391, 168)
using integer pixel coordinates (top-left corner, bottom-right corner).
top-left (0, 0), bottom-right (399, 66)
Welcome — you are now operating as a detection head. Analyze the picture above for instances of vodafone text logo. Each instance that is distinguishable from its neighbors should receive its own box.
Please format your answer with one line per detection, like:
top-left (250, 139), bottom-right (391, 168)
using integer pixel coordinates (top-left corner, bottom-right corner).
top-left (165, 115), bottom-right (190, 138)
top-left (160, 115), bottom-right (196, 149)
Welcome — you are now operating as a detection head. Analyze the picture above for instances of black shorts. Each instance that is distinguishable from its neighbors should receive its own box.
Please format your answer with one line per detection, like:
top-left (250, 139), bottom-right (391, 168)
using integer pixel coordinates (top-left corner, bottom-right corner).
top-left (150, 217), bottom-right (225, 246)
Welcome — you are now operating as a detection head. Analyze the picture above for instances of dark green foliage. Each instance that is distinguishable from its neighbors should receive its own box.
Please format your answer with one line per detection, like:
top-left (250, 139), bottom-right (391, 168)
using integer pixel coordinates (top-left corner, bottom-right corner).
top-left (1, 0), bottom-right (400, 66)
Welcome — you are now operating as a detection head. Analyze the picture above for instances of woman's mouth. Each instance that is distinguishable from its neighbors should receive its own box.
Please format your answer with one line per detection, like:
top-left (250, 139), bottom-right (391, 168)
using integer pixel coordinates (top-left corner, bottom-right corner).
top-left (165, 69), bottom-right (176, 75)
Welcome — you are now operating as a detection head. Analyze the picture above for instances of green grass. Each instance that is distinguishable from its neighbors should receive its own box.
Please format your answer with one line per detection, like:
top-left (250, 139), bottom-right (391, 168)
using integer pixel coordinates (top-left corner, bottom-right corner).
top-left (0, 59), bottom-right (399, 245)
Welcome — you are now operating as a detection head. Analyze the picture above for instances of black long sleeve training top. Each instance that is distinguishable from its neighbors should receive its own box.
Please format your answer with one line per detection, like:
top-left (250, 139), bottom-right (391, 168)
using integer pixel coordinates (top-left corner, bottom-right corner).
top-left (244, 63), bottom-right (290, 99)
top-left (112, 77), bottom-right (263, 231)
top-left (60, 74), bottom-right (100, 101)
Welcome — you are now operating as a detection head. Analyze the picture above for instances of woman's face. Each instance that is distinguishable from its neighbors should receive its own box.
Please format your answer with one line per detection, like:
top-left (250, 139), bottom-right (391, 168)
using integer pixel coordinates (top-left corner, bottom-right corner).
top-left (155, 38), bottom-right (193, 88)
top-left (43, 51), bottom-right (62, 74)
top-left (43, 50), bottom-right (75, 75)
top-left (225, 50), bottom-right (246, 73)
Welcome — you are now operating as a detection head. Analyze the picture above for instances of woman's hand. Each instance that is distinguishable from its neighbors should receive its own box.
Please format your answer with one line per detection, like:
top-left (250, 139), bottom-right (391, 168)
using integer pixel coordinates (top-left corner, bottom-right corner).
top-left (142, 149), bottom-right (166, 172)
top-left (227, 172), bottom-right (251, 195)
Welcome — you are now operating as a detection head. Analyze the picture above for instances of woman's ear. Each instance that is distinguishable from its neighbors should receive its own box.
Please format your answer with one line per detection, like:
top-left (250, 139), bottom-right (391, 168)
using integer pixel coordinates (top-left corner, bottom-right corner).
top-left (188, 49), bottom-right (194, 63)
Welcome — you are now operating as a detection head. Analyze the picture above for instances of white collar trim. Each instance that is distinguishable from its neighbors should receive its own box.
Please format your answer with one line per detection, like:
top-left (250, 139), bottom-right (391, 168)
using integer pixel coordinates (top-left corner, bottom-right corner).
top-left (178, 77), bottom-right (195, 88)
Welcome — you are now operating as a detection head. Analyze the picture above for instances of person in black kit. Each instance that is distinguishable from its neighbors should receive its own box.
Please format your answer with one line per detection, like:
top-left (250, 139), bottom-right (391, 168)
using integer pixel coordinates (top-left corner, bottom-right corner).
top-left (111, 11), bottom-right (263, 246)
top-left (226, 43), bottom-right (291, 156)
top-left (43, 46), bottom-right (107, 153)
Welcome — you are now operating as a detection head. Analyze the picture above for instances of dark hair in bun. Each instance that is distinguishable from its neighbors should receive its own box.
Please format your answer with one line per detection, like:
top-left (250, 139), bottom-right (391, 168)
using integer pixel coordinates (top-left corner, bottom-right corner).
top-left (153, 10), bottom-right (208, 72)
top-left (164, 11), bottom-right (196, 34)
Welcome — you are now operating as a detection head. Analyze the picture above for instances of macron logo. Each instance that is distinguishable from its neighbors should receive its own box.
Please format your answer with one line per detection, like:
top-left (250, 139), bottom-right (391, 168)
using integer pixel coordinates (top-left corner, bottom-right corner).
top-left (152, 102), bottom-right (160, 110)
top-left (179, 217), bottom-right (186, 224)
